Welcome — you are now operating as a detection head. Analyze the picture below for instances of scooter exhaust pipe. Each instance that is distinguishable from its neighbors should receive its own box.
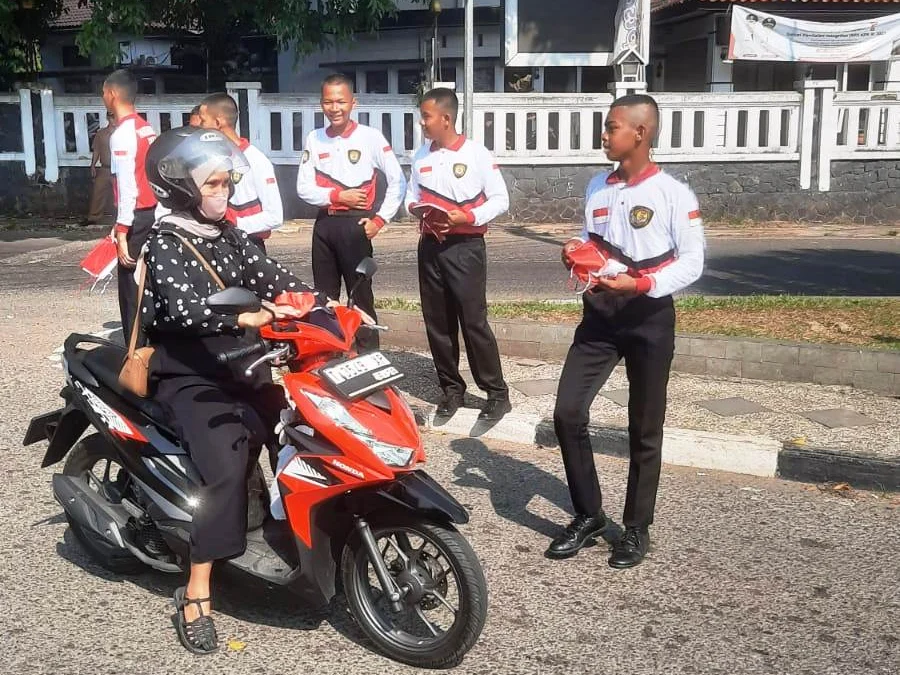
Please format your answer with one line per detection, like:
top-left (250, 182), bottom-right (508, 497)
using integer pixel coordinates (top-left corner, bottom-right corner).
top-left (52, 475), bottom-right (180, 572)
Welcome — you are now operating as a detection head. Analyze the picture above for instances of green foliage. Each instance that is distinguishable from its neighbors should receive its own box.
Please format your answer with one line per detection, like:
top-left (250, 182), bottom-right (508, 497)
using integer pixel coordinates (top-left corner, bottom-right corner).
top-left (0, 0), bottom-right (63, 86)
top-left (75, 0), bottom-right (402, 67)
top-left (1, 0), bottom-right (405, 88)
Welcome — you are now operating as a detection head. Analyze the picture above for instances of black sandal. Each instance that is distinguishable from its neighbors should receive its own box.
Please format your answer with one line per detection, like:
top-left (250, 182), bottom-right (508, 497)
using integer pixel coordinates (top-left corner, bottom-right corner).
top-left (173, 586), bottom-right (219, 655)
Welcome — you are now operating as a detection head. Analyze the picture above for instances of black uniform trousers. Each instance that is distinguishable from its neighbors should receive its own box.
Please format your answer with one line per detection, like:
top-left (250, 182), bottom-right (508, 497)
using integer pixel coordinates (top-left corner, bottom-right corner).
top-left (312, 211), bottom-right (378, 351)
top-left (152, 345), bottom-right (285, 564)
top-left (117, 207), bottom-right (156, 346)
top-left (418, 233), bottom-right (508, 402)
top-left (553, 292), bottom-right (675, 529)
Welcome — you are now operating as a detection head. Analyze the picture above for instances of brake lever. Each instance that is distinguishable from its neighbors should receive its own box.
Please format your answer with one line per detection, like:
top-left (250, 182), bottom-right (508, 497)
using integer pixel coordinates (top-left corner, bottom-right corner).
top-left (366, 324), bottom-right (389, 332)
top-left (244, 344), bottom-right (292, 377)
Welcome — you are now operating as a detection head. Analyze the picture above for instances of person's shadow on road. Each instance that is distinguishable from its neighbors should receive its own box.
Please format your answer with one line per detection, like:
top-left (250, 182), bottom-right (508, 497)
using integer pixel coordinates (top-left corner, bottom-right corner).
top-left (450, 438), bottom-right (567, 539)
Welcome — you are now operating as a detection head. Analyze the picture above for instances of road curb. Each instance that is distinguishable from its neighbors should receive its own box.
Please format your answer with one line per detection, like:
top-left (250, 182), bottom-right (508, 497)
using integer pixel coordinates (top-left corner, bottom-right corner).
top-left (380, 309), bottom-right (900, 397)
top-left (410, 404), bottom-right (899, 491)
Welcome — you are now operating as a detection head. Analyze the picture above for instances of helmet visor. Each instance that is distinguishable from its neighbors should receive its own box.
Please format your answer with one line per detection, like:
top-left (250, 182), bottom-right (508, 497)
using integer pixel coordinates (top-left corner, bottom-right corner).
top-left (156, 130), bottom-right (250, 191)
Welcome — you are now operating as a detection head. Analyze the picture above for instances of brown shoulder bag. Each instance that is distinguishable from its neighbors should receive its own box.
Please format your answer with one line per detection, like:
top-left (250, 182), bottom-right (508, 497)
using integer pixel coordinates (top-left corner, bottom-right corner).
top-left (118, 232), bottom-right (226, 397)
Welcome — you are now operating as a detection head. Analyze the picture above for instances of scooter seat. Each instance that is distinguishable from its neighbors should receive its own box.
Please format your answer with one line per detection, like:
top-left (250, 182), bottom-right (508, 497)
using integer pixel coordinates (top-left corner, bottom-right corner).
top-left (77, 345), bottom-right (172, 431)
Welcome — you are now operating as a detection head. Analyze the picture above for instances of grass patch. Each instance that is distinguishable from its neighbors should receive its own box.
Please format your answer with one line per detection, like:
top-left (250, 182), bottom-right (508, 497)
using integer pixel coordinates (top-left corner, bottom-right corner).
top-left (376, 296), bottom-right (900, 350)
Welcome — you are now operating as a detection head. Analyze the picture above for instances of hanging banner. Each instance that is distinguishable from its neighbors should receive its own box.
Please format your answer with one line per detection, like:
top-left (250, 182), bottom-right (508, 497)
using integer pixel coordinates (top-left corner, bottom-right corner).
top-left (729, 7), bottom-right (900, 63)
top-left (613, 0), bottom-right (648, 65)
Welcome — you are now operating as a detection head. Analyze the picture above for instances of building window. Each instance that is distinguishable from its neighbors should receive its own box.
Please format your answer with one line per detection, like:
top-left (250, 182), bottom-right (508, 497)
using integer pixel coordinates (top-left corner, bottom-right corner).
top-left (474, 66), bottom-right (495, 93)
top-left (398, 68), bottom-right (424, 94)
top-left (477, 33), bottom-right (484, 47)
top-left (846, 63), bottom-right (871, 91)
top-left (807, 64), bottom-right (838, 81)
top-left (62, 45), bottom-right (90, 68)
top-left (366, 70), bottom-right (388, 93)
top-left (504, 68), bottom-right (535, 93)
top-left (582, 66), bottom-right (613, 93)
top-left (436, 66), bottom-right (456, 86)
top-left (544, 66), bottom-right (577, 93)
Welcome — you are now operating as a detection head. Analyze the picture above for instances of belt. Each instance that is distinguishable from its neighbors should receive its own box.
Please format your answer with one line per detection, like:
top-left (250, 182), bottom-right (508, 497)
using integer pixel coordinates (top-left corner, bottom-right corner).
top-left (421, 231), bottom-right (484, 242)
top-left (322, 208), bottom-right (373, 218)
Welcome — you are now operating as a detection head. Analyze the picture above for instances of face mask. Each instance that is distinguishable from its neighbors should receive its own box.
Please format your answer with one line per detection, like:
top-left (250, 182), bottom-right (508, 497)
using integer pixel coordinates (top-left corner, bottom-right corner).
top-left (199, 194), bottom-right (228, 221)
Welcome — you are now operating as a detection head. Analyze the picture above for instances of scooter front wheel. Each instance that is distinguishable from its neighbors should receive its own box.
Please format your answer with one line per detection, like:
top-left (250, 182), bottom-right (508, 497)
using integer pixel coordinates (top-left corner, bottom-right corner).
top-left (341, 515), bottom-right (487, 669)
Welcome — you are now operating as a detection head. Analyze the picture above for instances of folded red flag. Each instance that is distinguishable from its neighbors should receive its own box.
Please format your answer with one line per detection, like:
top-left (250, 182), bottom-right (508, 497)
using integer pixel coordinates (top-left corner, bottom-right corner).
top-left (80, 236), bottom-right (118, 292)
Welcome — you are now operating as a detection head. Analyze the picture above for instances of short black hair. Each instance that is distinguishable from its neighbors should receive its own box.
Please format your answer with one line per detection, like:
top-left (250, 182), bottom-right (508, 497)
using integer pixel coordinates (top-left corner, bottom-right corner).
top-left (321, 73), bottom-right (355, 94)
top-left (190, 104), bottom-right (201, 116)
top-left (201, 93), bottom-right (238, 128)
top-left (103, 69), bottom-right (137, 104)
top-left (610, 94), bottom-right (659, 124)
top-left (421, 87), bottom-right (459, 122)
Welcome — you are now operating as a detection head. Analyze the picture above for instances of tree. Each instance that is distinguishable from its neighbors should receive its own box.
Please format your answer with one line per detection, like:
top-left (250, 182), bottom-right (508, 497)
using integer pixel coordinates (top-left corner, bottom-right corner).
top-left (76, 0), bottom-right (402, 67)
top-left (0, 0), bottom-right (404, 89)
top-left (0, 0), bottom-right (64, 87)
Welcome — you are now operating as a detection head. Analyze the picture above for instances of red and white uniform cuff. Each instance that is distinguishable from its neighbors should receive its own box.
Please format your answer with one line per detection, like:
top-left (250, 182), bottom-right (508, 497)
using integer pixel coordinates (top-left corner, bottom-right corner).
top-left (634, 276), bottom-right (654, 295)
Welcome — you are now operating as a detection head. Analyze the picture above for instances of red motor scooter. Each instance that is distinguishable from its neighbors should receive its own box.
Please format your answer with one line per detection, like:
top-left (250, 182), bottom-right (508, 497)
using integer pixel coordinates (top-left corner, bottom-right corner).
top-left (24, 258), bottom-right (487, 669)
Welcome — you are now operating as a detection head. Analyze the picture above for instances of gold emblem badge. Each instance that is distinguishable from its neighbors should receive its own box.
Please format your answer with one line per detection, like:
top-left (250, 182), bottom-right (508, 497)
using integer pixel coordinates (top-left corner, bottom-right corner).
top-left (453, 163), bottom-right (467, 178)
top-left (629, 206), bottom-right (654, 229)
top-left (348, 149), bottom-right (361, 164)
top-left (230, 170), bottom-right (243, 185)
top-left (301, 150), bottom-right (309, 163)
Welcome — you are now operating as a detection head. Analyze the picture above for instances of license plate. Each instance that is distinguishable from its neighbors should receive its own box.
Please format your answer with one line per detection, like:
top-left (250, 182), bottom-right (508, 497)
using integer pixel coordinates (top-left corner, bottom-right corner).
top-left (321, 351), bottom-right (405, 399)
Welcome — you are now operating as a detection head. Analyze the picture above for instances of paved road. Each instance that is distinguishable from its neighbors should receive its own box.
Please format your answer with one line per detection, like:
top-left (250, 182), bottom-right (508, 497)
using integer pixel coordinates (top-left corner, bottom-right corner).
top-left (2, 226), bottom-right (898, 297)
top-left (1, 289), bottom-right (898, 674)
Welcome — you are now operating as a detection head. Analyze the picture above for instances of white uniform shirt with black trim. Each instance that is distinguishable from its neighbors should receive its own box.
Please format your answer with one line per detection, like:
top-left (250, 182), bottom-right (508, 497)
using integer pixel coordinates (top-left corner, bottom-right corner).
top-left (295, 121), bottom-right (405, 228)
top-left (229, 138), bottom-right (283, 236)
top-left (405, 135), bottom-right (509, 234)
top-left (580, 165), bottom-right (705, 299)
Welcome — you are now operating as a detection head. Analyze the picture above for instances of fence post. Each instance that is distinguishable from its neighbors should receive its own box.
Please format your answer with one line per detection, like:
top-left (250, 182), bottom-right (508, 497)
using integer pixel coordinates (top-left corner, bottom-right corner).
top-left (39, 88), bottom-right (59, 183)
top-left (18, 88), bottom-right (36, 177)
top-left (226, 82), bottom-right (262, 142)
top-left (797, 80), bottom-right (816, 190)
top-left (817, 80), bottom-right (837, 192)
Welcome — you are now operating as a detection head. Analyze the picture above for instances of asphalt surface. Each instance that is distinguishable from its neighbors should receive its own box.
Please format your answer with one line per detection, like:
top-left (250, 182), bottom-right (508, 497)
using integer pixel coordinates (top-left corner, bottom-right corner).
top-left (1, 289), bottom-right (899, 674)
top-left (1, 225), bottom-right (899, 297)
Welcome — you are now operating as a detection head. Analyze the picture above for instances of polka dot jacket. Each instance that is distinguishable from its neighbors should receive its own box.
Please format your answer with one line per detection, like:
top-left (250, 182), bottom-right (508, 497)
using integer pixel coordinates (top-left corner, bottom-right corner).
top-left (142, 226), bottom-right (315, 338)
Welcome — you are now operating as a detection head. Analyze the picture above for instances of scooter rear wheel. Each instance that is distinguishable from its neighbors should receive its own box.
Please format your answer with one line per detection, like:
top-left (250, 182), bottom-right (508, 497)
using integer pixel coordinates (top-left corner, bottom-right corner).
top-left (341, 515), bottom-right (487, 669)
top-left (62, 434), bottom-right (145, 574)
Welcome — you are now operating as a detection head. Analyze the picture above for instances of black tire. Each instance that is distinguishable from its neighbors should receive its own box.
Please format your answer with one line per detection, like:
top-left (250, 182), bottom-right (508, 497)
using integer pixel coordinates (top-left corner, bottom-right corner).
top-left (341, 515), bottom-right (487, 669)
top-left (62, 434), bottom-right (145, 575)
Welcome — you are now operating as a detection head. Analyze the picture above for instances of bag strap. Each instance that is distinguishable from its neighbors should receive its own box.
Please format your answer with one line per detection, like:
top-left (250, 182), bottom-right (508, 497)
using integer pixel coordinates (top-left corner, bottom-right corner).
top-left (126, 229), bottom-right (227, 358)
top-left (126, 257), bottom-right (147, 357)
top-left (164, 230), bottom-right (226, 290)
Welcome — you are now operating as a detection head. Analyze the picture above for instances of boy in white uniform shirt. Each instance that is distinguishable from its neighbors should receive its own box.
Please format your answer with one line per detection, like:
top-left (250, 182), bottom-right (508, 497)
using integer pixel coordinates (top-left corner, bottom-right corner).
top-left (547, 95), bottom-right (705, 568)
top-left (296, 73), bottom-right (406, 351)
top-left (198, 93), bottom-right (282, 251)
top-left (405, 88), bottom-right (512, 422)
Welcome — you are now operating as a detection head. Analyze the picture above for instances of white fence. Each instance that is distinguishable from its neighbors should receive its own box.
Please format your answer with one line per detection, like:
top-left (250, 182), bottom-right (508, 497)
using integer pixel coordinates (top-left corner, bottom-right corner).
top-left (1, 81), bottom-right (899, 192)
top-left (252, 91), bottom-right (804, 166)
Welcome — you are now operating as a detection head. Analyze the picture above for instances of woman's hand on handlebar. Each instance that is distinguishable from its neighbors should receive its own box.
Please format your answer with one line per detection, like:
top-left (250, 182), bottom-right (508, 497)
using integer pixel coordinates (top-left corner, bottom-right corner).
top-left (238, 301), bottom-right (308, 328)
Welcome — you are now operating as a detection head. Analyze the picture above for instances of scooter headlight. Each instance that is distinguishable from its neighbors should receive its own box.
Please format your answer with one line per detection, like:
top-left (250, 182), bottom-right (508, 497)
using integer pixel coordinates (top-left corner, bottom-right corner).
top-left (303, 391), bottom-right (414, 467)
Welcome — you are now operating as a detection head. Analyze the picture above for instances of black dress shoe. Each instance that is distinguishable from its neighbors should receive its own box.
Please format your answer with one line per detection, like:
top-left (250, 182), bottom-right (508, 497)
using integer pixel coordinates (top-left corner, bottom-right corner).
top-left (546, 513), bottom-right (614, 559)
top-left (608, 526), bottom-right (650, 569)
top-left (477, 398), bottom-right (512, 421)
top-left (435, 396), bottom-right (463, 418)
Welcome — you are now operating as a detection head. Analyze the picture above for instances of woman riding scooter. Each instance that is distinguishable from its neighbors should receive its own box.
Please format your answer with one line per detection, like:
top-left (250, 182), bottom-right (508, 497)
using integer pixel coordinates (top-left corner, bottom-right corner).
top-left (142, 127), bottom-right (325, 654)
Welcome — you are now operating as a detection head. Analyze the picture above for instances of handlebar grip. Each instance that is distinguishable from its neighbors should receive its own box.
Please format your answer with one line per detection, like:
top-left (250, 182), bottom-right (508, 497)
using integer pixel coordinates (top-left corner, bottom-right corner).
top-left (217, 342), bottom-right (266, 365)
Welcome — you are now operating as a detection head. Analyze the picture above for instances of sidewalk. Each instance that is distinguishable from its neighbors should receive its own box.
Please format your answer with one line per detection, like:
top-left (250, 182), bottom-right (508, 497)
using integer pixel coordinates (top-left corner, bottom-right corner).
top-left (386, 349), bottom-right (900, 492)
